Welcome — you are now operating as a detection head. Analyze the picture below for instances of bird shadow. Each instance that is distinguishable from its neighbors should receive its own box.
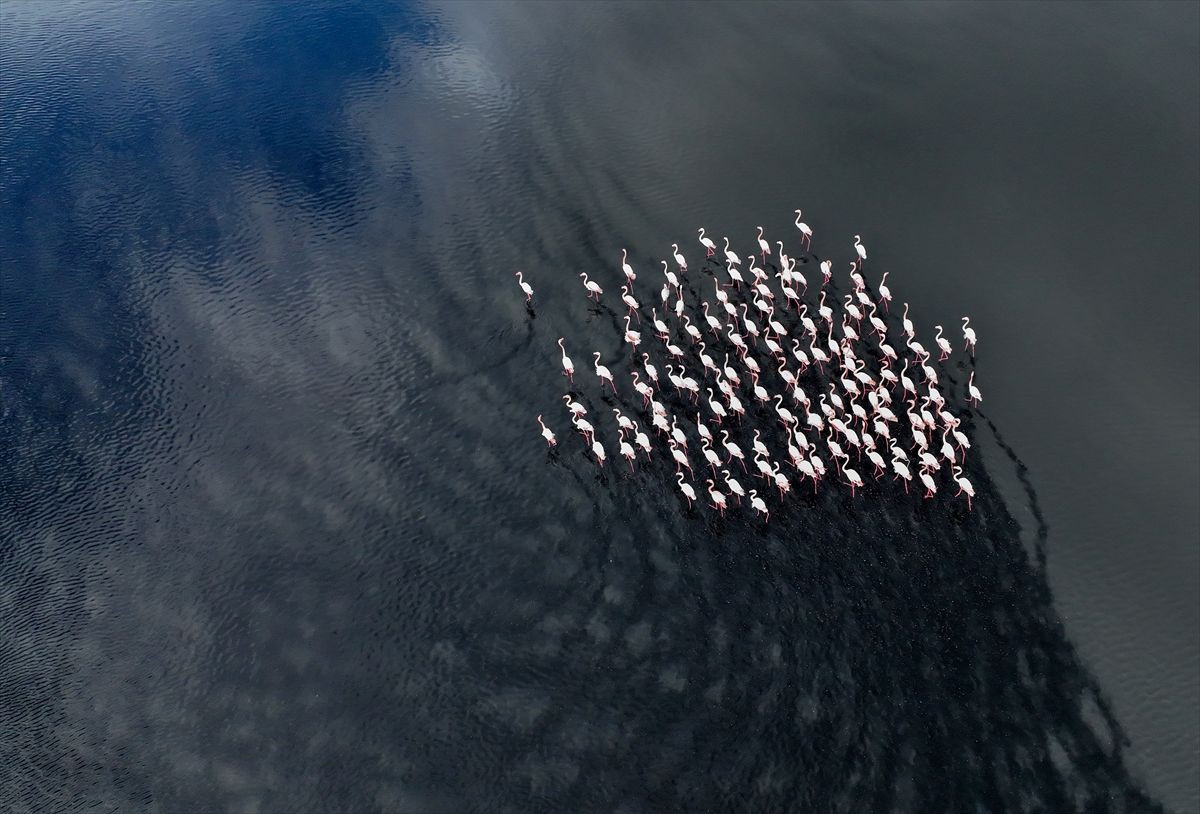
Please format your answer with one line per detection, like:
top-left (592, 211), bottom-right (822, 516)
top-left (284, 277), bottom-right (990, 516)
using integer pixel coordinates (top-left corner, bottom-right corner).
top-left (428, 392), bottom-right (1164, 813)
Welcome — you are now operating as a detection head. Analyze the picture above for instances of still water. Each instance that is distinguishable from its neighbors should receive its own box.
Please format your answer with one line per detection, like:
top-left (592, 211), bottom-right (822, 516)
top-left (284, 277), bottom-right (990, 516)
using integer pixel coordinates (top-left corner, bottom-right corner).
top-left (2, 2), bottom-right (1197, 812)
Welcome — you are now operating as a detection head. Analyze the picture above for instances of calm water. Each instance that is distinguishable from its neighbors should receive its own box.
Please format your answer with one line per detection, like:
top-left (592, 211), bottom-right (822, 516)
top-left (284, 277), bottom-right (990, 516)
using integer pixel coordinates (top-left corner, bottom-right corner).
top-left (2, 2), bottom-right (1197, 812)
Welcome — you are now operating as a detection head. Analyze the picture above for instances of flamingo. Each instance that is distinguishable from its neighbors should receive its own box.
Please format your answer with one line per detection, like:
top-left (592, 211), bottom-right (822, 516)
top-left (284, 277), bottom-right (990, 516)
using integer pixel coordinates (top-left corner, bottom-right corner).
top-left (671, 243), bottom-right (688, 272)
top-left (706, 479), bottom-right (728, 514)
top-left (620, 248), bottom-right (636, 282)
top-left (790, 340), bottom-right (810, 371)
top-left (563, 395), bottom-right (586, 418)
top-left (721, 429), bottom-right (747, 471)
top-left (727, 327), bottom-right (748, 359)
top-left (696, 413), bottom-right (714, 444)
top-left (536, 415), bottom-right (556, 447)
top-left (722, 236), bottom-right (741, 266)
top-left (592, 439), bottom-right (606, 467)
top-left (557, 338), bottom-right (574, 382)
top-left (618, 436), bottom-right (638, 469)
top-left (707, 388), bottom-right (728, 423)
top-left (641, 353), bottom-right (659, 385)
top-left (934, 325), bottom-right (952, 361)
top-left (661, 260), bottom-right (679, 289)
top-left (868, 303), bottom-right (887, 338)
top-left (853, 234), bottom-right (867, 262)
top-left (772, 469), bottom-right (791, 500)
top-left (698, 228), bottom-right (717, 257)
top-left (579, 272), bottom-right (603, 300)
top-left (962, 317), bottom-right (977, 355)
top-left (682, 314), bottom-right (702, 344)
top-left (676, 473), bottom-right (696, 507)
top-left (631, 371), bottom-right (653, 406)
top-left (738, 304), bottom-right (760, 343)
top-left (891, 457), bottom-right (912, 492)
top-left (620, 285), bottom-right (640, 321)
top-left (722, 354), bottom-right (741, 386)
top-left (756, 226), bottom-right (771, 261)
top-left (613, 408), bottom-right (635, 433)
top-left (840, 453), bottom-right (864, 496)
top-left (701, 302), bottom-right (722, 334)
top-left (850, 260), bottom-right (865, 292)
top-left (743, 353), bottom-right (761, 380)
top-left (670, 442), bottom-right (693, 475)
top-left (670, 416), bottom-right (688, 449)
top-left (701, 439), bottom-right (722, 475)
top-left (902, 303), bottom-right (915, 341)
top-left (878, 272), bottom-right (892, 312)
top-left (650, 307), bottom-right (670, 340)
top-left (788, 257), bottom-right (807, 294)
top-left (818, 291), bottom-right (833, 324)
top-left (866, 447), bottom-right (887, 477)
top-left (748, 489), bottom-right (770, 521)
top-left (777, 360), bottom-right (797, 391)
top-left (844, 295), bottom-right (863, 324)
top-left (752, 429), bottom-right (770, 460)
top-left (773, 394), bottom-right (796, 427)
top-left (967, 371), bottom-right (983, 406)
top-left (514, 271), bottom-right (533, 303)
top-left (820, 258), bottom-right (833, 285)
top-left (723, 469), bottom-right (747, 504)
top-left (623, 316), bottom-right (641, 350)
top-left (593, 352), bottom-right (616, 392)
top-left (953, 465), bottom-right (975, 509)
top-left (793, 209), bottom-right (813, 249)
top-left (754, 454), bottom-right (775, 483)
top-left (725, 261), bottom-right (744, 289)
top-left (634, 422), bottom-right (652, 457)
top-left (919, 470), bottom-right (937, 498)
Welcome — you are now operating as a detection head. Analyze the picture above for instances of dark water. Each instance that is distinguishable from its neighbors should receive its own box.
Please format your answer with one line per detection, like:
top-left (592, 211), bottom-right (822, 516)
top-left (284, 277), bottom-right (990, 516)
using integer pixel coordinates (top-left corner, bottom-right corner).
top-left (2, 2), bottom-right (1197, 812)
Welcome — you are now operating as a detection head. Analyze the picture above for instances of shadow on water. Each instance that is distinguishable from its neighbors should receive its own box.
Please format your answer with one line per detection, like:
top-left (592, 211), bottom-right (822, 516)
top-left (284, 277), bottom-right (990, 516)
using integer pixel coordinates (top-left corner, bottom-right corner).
top-left (432, 417), bottom-right (1164, 812)
top-left (416, 258), bottom-right (1165, 813)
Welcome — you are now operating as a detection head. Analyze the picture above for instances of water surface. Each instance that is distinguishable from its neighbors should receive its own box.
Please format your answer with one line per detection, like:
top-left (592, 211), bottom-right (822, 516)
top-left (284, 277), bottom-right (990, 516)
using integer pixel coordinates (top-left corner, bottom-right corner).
top-left (1, 2), bottom-right (1197, 811)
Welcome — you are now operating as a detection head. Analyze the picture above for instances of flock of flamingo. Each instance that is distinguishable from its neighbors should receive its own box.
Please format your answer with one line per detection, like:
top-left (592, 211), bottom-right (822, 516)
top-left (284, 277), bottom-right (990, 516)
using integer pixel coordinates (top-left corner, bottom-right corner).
top-left (519, 209), bottom-right (984, 519)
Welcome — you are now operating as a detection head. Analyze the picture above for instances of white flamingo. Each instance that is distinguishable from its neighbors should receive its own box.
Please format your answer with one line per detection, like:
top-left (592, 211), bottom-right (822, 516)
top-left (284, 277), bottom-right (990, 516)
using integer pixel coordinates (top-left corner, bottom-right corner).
top-left (962, 317), bottom-right (977, 355)
top-left (557, 337), bottom-right (574, 382)
top-left (536, 415), bottom-right (556, 447)
top-left (953, 465), bottom-right (975, 509)
top-left (756, 226), bottom-right (771, 261)
top-left (793, 209), bottom-right (813, 249)
top-left (676, 473), bottom-right (696, 507)
top-left (514, 271), bottom-right (533, 303)
top-left (621, 248), bottom-right (636, 282)
top-left (878, 271), bottom-right (892, 312)
top-left (706, 479), bottom-right (728, 514)
top-left (579, 272), bottom-right (603, 300)
top-left (725, 260), bottom-right (744, 289)
top-left (749, 489), bottom-right (770, 520)
top-left (593, 352), bottom-right (616, 392)
top-left (723, 469), bottom-right (747, 504)
top-left (722, 236), bottom-right (741, 266)
top-left (967, 371), bottom-right (983, 406)
top-left (697, 228), bottom-right (717, 257)
top-left (661, 260), bottom-right (679, 289)
top-left (671, 243), bottom-right (688, 272)
top-left (641, 353), bottom-right (659, 385)
top-left (934, 325), bottom-right (952, 361)
top-left (620, 285), bottom-right (640, 321)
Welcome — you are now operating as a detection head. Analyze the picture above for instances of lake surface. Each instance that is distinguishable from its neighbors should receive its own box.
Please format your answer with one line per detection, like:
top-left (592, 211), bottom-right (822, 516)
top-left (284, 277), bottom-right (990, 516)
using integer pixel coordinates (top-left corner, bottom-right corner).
top-left (2, 2), bottom-right (1197, 812)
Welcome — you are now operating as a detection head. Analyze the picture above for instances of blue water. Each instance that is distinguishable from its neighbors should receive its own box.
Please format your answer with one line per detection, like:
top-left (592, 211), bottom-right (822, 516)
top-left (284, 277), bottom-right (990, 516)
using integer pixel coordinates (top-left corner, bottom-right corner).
top-left (2, 2), bottom-right (1197, 811)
